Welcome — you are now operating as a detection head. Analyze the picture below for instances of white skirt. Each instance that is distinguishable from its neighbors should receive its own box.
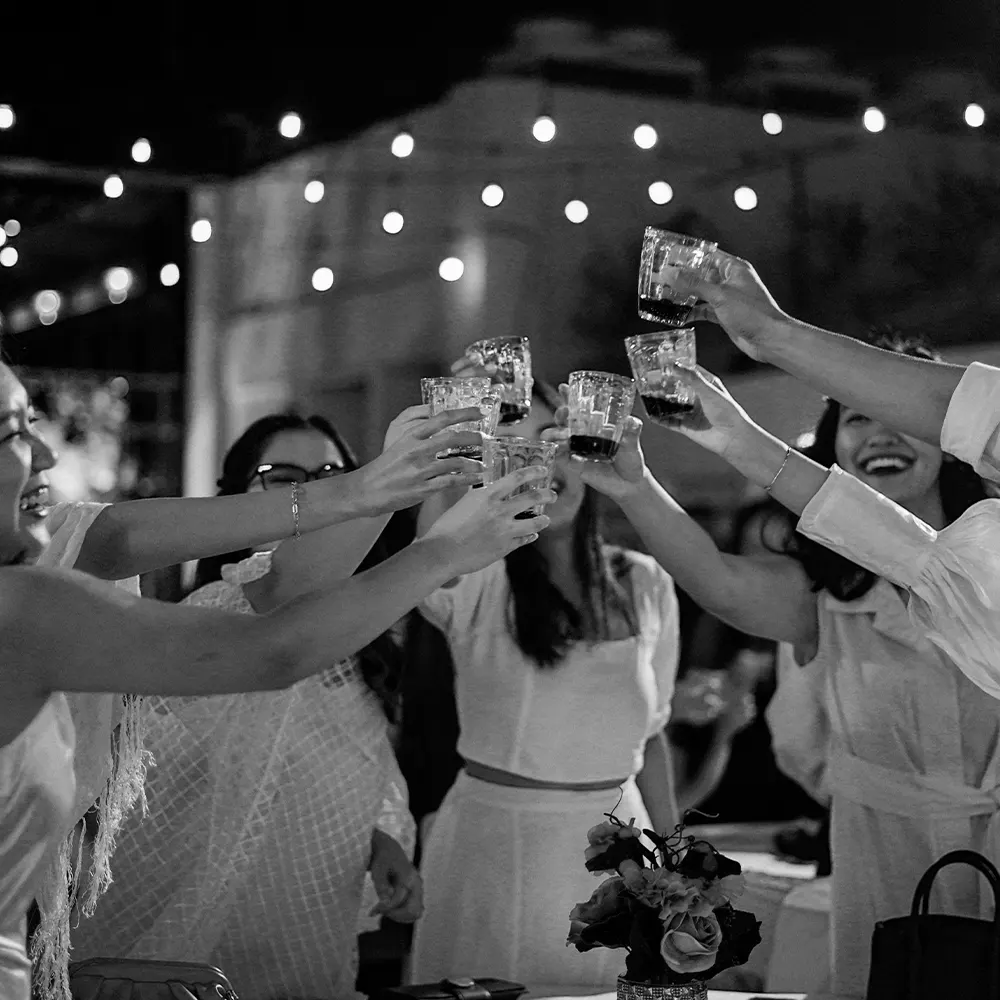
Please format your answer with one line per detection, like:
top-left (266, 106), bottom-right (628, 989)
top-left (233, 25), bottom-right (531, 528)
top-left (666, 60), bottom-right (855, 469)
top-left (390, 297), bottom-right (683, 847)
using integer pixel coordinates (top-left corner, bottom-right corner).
top-left (410, 772), bottom-right (650, 990)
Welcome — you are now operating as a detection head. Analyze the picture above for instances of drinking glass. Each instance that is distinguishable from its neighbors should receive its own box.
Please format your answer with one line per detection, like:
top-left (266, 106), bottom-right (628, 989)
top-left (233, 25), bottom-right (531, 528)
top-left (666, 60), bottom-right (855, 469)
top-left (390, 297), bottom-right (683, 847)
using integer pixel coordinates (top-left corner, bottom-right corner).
top-left (566, 370), bottom-right (636, 462)
top-left (638, 227), bottom-right (719, 326)
top-left (625, 329), bottom-right (697, 424)
top-left (482, 436), bottom-right (557, 518)
top-left (420, 376), bottom-right (501, 458)
top-left (464, 337), bottom-right (534, 425)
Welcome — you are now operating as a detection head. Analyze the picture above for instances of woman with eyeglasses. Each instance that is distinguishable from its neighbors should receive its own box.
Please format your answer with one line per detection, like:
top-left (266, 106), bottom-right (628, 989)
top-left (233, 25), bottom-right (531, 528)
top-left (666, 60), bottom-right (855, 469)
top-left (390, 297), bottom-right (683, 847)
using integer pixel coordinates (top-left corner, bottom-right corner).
top-left (72, 412), bottom-right (434, 999)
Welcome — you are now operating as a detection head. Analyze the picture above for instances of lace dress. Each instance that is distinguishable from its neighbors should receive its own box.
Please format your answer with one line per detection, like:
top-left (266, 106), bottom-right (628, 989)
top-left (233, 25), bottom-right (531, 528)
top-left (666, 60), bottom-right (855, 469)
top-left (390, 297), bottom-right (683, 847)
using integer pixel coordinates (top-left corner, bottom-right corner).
top-left (74, 550), bottom-right (414, 1000)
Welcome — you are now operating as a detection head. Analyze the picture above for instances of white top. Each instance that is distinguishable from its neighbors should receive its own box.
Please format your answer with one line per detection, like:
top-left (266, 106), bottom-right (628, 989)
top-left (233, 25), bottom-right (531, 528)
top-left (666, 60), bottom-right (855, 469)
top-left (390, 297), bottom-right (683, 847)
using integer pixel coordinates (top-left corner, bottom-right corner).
top-left (420, 549), bottom-right (679, 782)
top-left (0, 696), bottom-right (76, 1000)
top-left (796, 361), bottom-right (1000, 701)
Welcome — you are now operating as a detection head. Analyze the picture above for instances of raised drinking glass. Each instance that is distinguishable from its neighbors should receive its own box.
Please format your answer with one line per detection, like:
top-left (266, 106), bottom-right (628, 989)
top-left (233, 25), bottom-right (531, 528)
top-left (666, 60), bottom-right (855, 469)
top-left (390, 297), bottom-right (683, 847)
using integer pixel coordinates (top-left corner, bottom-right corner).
top-left (638, 227), bottom-right (719, 327)
top-left (566, 370), bottom-right (636, 462)
top-left (482, 436), bottom-right (557, 518)
top-left (464, 337), bottom-right (533, 425)
top-left (420, 376), bottom-right (501, 458)
top-left (625, 329), bottom-right (697, 423)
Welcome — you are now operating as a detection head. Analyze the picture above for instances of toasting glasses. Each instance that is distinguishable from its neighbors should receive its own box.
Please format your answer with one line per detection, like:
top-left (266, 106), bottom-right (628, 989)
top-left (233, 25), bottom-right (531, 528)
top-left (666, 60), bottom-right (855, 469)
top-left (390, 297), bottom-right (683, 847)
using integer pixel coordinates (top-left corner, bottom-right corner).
top-left (638, 227), bottom-right (721, 327)
top-left (464, 337), bottom-right (534, 425)
top-left (482, 436), bottom-right (558, 518)
top-left (420, 376), bottom-right (501, 459)
top-left (566, 371), bottom-right (636, 462)
top-left (625, 329), bottom-right (697, 424)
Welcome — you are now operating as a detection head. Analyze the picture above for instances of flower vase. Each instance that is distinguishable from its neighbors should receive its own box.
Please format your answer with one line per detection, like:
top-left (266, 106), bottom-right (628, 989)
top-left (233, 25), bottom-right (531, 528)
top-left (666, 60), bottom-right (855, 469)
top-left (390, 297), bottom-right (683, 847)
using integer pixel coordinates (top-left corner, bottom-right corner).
top-left (616, 977), bottom-right (707, 1000)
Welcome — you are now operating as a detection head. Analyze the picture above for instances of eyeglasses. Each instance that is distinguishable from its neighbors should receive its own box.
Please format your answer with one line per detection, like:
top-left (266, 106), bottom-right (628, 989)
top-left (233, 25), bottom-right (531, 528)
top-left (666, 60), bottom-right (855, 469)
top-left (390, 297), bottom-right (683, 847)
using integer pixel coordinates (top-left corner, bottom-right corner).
top-left (252, 462), bottom-right (347, 489)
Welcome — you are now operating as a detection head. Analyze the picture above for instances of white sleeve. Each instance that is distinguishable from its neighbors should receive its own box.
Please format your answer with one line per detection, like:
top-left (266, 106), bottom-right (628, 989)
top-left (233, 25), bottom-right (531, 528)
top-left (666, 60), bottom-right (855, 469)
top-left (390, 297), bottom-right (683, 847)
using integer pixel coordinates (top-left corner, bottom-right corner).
top-left (632, 554), bottom-right (680, 736)
top-left (766, 643), bottom-right (830, 804)
top-left (940, 362), bottom-right (1000, 483)
top-left (799, 467), bottom-right (1000, 700)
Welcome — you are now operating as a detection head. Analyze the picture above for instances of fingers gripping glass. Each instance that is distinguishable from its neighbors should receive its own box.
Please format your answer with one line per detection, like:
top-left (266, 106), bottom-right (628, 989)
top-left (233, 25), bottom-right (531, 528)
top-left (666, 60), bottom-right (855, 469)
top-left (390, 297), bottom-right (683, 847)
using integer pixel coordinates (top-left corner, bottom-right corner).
top-left (482, 437), bottom-right (557, 518)
top-left (566, 371), bottom-right (636, 462)
top-left (625, 329), bottom-right (697, 423)
top-left (464, 337), bottom-right (534, 425)
top-left (252, 463), bottom-right (346, 489)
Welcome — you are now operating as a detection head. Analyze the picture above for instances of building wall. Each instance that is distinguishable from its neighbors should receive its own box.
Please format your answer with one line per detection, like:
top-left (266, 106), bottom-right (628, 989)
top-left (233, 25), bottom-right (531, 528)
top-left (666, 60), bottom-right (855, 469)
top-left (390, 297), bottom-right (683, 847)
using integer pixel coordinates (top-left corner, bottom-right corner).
top-left (186, 75), bottom-right (998, 504)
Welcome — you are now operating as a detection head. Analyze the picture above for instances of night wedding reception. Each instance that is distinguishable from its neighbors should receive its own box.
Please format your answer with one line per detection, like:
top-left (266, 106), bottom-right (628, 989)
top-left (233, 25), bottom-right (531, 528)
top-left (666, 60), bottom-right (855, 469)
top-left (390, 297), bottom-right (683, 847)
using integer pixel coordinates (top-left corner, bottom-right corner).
top-left (2, 4), bottom-right (1000, 1000)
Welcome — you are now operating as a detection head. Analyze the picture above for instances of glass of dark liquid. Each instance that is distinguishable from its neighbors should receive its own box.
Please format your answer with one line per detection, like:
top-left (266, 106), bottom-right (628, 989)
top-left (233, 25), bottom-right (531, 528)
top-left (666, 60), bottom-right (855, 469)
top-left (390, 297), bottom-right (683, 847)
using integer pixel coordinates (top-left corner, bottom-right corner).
top-left (566, 370), bottom-right (636, 462)
top-left (638, 227), bottom-right (718, 326)
top-left (420, 377), bottom-right (501, 459)
top-left (482, 436), bottom-right (557, 518)
top-left (464, 337), bottom-right (533, 425)
top-left (625, 329), bottom-right (697, 424)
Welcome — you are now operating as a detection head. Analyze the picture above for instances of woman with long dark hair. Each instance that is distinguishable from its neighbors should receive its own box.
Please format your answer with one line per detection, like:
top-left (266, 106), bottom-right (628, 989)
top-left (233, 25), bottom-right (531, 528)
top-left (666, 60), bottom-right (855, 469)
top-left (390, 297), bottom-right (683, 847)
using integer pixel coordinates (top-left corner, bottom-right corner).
top-left (73, 413), bottom-right (433, 999)
top-left (409, 381), bottom-right (681, 987)
top-left (579, 331), bottom-right (996, 995)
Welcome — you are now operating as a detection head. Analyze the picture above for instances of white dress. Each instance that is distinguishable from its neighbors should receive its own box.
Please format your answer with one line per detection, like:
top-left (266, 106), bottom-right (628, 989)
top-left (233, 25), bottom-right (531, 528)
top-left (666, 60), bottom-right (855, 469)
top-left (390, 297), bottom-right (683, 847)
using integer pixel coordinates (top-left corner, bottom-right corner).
top-left (0, 696), bottom-right (76, 1000)
top-left (767, 579), bottom-right (1000, 997)
top-left (797, 361), bottom-right (1000, 700)
top-left (73, 550), bottom-right (415, 1000)
top-left (409, 550), bottom-right (679, 990)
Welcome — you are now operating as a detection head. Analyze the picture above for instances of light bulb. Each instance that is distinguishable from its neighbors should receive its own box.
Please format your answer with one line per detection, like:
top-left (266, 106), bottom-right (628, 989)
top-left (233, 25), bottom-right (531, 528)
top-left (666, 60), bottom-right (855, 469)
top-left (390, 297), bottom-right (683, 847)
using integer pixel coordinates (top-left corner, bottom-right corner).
top-left (304, 180), bottom-right (325, 203)
top-left (391, 131), bottom-right (414, 158)
top-left (633, 124), bottom-right (657, 149)
top-left (131, 138), bottom-right (152, 163)
top-left (312, 267), bottom-right (335, 291)
top-left (762, 112), bottom-right (783, 135)
top-left (382, 211), bottom-right (404, 234)
top-left (438, 257), bottom-right (464, 281)
top-left (564, 199), bottom-right (588, 224)
top-left (279, 112), bottom-right (302, 138)
top-left (103, 175), bottom-right (124, 199)
top-left (863, 107), bottom-right (886, 133)
top-left (191, 219), bottom-right (212, 243)
top-left (734, 186), bottom-right (758, 211)
top-left (532, 116), bottom-right (556, 143)
top-left (965, 103), bottom-right (986, 128)
top-left (160, 263), bottom-right (180, 287)
top-left (648, 181), bottom-right (673, 205)
top-left (481, 183), bottom-right (504, 207)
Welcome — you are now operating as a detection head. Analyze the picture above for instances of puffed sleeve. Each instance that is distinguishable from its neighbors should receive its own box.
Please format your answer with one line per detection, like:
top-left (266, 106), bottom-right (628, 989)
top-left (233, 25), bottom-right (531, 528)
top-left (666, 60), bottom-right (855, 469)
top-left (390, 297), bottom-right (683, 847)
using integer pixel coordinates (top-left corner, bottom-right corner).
top-left (798, 466), bottom-right (1000, 700)
top-left (940, 362), bottom-right (1000, 483)
top-left (766, 643), bottom-right (830, 804)
top-left (418, 561), bottom-right (504, 637)
top-left (631, 553), bottom-right (680, 736)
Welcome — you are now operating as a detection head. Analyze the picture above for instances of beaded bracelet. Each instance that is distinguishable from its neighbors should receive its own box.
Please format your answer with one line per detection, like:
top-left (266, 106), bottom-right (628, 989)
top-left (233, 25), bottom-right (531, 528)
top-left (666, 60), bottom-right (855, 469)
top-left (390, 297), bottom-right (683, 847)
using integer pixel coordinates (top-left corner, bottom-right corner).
top-left (290, 482), bottom-right (302, 539)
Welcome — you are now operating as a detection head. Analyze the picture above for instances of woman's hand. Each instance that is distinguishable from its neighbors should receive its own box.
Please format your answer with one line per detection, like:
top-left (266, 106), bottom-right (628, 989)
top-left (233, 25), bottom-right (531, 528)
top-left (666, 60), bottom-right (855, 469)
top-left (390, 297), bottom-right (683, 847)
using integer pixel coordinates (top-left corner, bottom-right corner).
top-left (369, 829), bottom-right (424, 923)
top-left (671, 669), bottom-right (756, 735)
top-left (664, 253), bottom-right (790, 363)
top-left (347, 405), bottom-right (486, 517)
top-left (422, 465), bottom-right (553, 576)
top-left (655, 366), bottom-right (759, 461)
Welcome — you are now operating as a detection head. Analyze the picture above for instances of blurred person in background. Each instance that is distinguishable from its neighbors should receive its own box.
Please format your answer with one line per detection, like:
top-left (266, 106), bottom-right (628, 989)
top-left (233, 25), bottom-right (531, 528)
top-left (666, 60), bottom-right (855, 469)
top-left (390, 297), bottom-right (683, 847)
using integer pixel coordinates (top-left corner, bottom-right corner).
top-left (408, 380), bottom-right (681, 989)
top-left (605, 331), bottom-right (993, 995)
top-left (72, 413), bottom-right (426, 998)
top-left (0, 352), bottom-right (554, 1000)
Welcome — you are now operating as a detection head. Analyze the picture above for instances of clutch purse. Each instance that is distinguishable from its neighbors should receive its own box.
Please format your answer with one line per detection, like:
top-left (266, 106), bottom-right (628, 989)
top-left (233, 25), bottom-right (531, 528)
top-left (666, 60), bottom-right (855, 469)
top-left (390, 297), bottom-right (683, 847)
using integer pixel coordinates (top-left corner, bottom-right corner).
top-left (381, 977), bottom-right (527, 1000)
top-left (866, 849), bottom-right (1000, 999)
top-left (69, 957), bottom-right (239, 1000)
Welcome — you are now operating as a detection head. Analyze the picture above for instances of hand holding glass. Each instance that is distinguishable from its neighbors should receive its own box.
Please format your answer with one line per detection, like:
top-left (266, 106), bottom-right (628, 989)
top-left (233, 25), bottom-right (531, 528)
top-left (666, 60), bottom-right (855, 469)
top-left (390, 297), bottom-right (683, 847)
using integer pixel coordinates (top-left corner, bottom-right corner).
top-left (464, 337), bottom-right (534, 425)
top-left (420, 377), bottom-right (501, 459)
top-left (625, 329), bottom-right (697, 424)
top-left (482, 437), bottom-right (557, 518)
top-left (638, 228), bottom-right (720, 327)
top-left (566, 371), bottom-right (636, 462)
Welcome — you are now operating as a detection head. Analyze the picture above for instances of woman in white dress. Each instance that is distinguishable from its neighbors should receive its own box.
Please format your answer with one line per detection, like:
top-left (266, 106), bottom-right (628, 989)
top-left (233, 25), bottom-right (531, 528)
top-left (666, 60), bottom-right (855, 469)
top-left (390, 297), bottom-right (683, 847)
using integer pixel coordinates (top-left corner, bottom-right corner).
top-left (582, 332), bottom-right (997, 996)
top-left (0, 358), bottom-right (553, 1000)
top-left (74, 413), bottom-right (421, 1000)
top-left (410, 382), bottom-right (681, 990)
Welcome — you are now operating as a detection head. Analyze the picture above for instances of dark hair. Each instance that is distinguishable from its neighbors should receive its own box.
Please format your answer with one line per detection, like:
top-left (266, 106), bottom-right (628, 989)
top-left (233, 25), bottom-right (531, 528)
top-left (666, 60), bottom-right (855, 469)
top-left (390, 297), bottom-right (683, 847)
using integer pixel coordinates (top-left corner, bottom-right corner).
top-left (503, 381), bottom-right (637, 667)
top-left (778, 328), bottom-right (989, 601)
top-left (192, 412), bottom-right (410, 720)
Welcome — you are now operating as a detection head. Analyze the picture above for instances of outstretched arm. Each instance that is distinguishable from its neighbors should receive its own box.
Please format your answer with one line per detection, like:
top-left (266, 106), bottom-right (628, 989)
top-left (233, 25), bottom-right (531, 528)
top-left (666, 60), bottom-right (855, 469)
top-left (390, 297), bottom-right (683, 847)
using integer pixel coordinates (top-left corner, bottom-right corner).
top-left (671, 255), bottom-right (967, 447)
top-left (73, 405), bottom-right (485, 581)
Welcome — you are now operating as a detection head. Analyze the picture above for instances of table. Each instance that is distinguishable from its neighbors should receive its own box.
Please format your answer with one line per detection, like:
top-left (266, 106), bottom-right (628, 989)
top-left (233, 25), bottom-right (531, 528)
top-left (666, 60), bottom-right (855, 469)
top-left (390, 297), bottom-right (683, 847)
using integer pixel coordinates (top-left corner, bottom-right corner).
top-left (528, 989), bottom-right (846, 1000)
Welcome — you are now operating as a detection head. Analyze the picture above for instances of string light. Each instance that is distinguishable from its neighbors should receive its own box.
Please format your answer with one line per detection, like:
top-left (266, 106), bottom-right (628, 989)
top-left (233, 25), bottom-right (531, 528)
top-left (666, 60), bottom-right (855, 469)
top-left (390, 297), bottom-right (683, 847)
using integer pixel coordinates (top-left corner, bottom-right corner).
top-left (633, 125), bottom-right (657, 149)
top-left (0, 105), bottom-right (13, 130)
top-left (103, 267), bottom-right (133, 293)
top-left (863, 107), bottom-right (886, 133)
top-left (160, 263), bottom-right (180, 286)
top-left (648, 181), bottom-right (673, 205)
top-left (481, 183), bottom-right (504, 207)
top-left (391, 131), bottom-right (414, 158)
top-left (0, 230), bottom-right (5, 248)
top-left (103, 175), bottom-right (124, 198)
top-left (734, 186), bottom-right (758, 211)
top-left (131, 138), bottom-right (152, 163)
top-left (304, 180), bottom-right (325, 203)
top-left (39, 312), bottom-right (57, 326)
top-left (4, 220), bottom-right (20, 237)
top-left (438, 257), bottom-right (464, 281)
top-left (532, 115), bottom-right (556, 143)
top-left (762, 112), bottom-right (783, 135)
top-left (965, 103), bottom-right (985, 128)
top-left (109, 288), bottom-right (127, 305)
top-left (0, 247), bottom-right (18, 267)
top-left (279, 112), bottom-right (302, 138)
top-left (382, 211), bottom-right (404, 234)
top-left (34, 290), bottom-right (60, 314)
top-left (191, 219), bottom-right (212, 243)
top-left (564, 200), bottom-right (588, 224)
top-left (311, 267), bottom-right (335, 291)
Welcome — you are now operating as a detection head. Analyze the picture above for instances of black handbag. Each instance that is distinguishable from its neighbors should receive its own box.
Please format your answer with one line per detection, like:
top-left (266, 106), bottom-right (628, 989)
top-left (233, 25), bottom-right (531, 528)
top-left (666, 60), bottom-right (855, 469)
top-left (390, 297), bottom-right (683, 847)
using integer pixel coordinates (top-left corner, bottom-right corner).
top-left (380, 977), bottom-right (526, 1000)
top-left (69, 957), bottom-right (239, 1000)
top-left (866, 849), bottom-right (1000, 999)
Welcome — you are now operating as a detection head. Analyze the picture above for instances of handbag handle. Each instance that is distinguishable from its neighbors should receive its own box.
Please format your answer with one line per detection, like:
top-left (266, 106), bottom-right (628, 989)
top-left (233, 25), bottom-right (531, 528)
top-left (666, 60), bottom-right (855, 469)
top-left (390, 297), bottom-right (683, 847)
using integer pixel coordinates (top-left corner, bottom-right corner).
top-left (910, 849), bottom-right (1000, 924)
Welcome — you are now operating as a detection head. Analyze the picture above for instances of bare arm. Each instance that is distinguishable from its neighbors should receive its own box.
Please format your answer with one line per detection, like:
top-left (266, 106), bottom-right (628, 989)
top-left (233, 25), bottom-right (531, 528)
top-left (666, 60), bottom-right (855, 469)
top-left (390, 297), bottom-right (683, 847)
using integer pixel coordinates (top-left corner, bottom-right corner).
top-left (636, 730), bottom-right (679, 835)
top-left (73, 405), bottom-right (486, 580)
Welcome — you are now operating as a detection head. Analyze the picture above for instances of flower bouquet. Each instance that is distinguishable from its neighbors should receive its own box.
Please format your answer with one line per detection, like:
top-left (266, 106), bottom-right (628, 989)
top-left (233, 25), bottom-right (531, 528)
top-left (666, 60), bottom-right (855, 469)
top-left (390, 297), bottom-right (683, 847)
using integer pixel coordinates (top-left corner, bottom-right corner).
top-left (567, 813), bottom-right (761, 1000)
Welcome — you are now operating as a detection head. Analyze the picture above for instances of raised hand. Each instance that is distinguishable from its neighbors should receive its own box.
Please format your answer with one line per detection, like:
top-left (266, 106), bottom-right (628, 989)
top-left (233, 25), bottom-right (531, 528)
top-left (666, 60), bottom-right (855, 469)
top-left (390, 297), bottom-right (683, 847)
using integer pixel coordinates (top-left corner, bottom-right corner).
top-left (351, 405), bottom-right (486, 516)
top-left (663, 253), bottom-right (789, 363)
top-left (652, 366), bottom-right (757, 461)
top-left (576, 418), bottom-right (648, 502)
top-left (423, 465), bottom-right (554, 575)
top-left (368, 829), bottom-right (424, 923)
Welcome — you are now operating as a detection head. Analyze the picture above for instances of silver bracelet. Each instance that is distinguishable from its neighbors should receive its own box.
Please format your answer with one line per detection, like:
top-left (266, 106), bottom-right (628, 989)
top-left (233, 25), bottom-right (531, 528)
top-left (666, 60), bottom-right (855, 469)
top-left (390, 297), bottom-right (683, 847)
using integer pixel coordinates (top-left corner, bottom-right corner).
top-left (290, 482), bottom-right (301, 540)
top-left (764, 445), bottom-right (791, 495)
